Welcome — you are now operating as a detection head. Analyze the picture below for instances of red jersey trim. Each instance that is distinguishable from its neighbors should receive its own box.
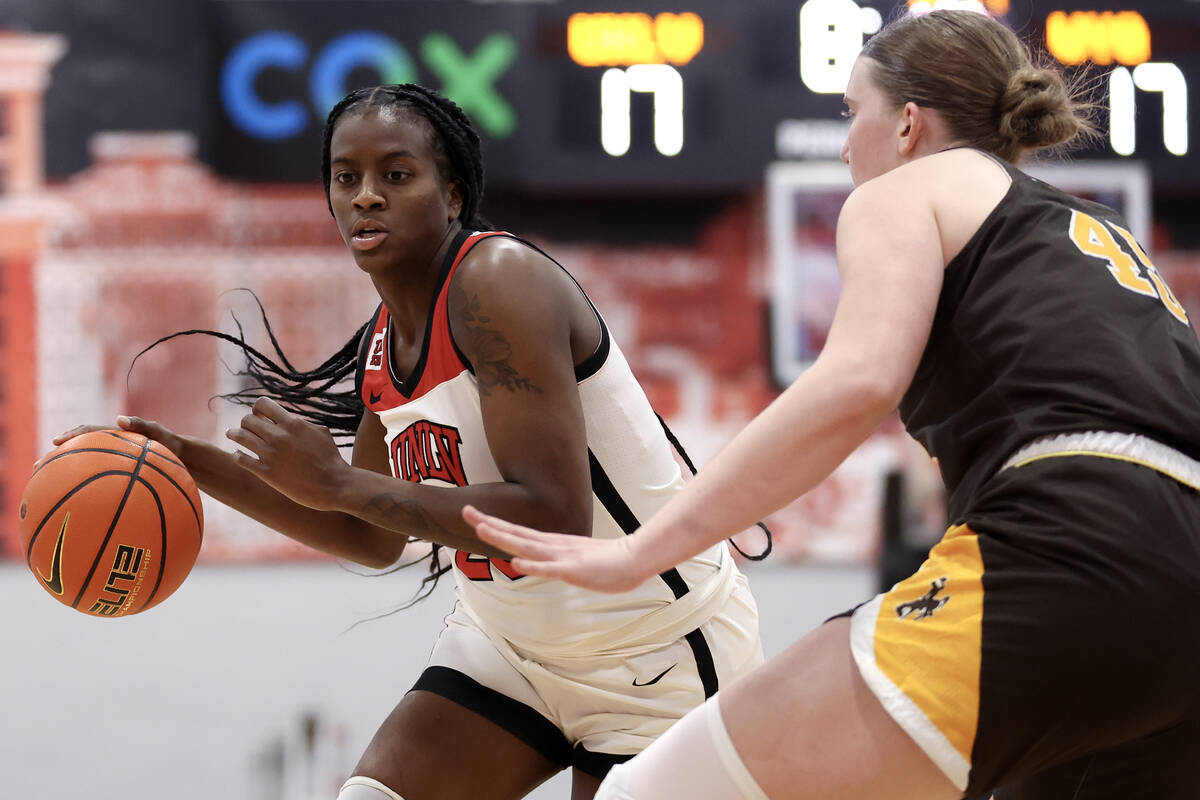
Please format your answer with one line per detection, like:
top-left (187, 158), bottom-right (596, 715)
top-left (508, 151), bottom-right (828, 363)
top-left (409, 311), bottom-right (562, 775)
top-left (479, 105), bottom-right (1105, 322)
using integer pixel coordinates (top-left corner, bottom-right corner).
top-left (360, 231), bottom-right (511, 412)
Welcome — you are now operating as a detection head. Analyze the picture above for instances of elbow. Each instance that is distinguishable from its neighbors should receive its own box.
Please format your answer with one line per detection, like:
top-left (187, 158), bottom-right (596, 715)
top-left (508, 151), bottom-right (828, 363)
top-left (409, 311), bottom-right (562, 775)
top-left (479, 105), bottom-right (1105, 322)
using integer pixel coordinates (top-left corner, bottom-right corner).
top-left (504, 469), bottom-right (594, 537)
top-left (356, 552), bottom-right (400, 570)
top-left (860, 374), bottom-right (906, 418)
top-left (544, 502), bottom-right (592, 539)
top-left (830, 361), bottom-right (906, 425)
top-left (560, 506), bottom-right (593, 538)
top-left (533, 490), bottom-right (593, 538)
top-left (355, 528), bottom-right (407, 570)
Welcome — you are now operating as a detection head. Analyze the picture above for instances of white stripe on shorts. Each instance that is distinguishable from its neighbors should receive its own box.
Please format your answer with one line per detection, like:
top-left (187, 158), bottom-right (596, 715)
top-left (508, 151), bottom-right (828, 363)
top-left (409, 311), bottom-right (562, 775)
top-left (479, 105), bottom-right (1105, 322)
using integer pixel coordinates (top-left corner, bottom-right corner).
top-left (849, 595), bottom-right (971, 791)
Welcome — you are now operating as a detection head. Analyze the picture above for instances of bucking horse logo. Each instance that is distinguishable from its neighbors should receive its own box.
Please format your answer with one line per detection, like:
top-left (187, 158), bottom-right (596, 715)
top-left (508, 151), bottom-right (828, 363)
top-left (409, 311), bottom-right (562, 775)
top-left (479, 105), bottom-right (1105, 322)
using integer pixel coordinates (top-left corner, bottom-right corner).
top-left (895, 577), bottom-right (950, 620)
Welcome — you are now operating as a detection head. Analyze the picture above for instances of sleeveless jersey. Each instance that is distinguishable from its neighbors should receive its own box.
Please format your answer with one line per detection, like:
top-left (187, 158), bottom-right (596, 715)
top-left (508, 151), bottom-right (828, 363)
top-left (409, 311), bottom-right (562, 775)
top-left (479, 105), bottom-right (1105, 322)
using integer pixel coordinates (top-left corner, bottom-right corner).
top-left (354, 229), bottom-right (732, 658)
top-left (899, 157), bottom-right (1200, 521)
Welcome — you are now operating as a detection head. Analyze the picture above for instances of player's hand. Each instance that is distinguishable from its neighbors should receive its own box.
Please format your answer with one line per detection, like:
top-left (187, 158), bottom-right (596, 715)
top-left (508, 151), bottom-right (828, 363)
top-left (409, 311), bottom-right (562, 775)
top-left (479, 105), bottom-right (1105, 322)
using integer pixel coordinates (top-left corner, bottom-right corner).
top-left (52, 416), bottom-right (188, 459)
top-left (462, 505), bottom-right (652, 593)
top-left (225, 397), bottom-right (351, 511)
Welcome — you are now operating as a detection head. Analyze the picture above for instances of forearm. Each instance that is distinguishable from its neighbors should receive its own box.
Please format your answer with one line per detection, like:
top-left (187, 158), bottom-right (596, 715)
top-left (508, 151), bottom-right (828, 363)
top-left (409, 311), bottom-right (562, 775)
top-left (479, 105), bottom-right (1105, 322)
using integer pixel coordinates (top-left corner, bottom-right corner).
top-left (330, 468), bottom-right (573, 560)
top-left (630, 360), bottom-right (893, 574)
top-left (176, 436), bottom-right (402, 565)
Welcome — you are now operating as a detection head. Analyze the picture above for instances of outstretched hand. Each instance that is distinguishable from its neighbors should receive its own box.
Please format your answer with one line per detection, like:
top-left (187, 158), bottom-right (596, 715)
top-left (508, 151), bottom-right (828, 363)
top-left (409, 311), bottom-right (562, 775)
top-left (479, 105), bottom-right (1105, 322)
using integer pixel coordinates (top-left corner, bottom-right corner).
top-left (462, 505), bottom-right (653, 593)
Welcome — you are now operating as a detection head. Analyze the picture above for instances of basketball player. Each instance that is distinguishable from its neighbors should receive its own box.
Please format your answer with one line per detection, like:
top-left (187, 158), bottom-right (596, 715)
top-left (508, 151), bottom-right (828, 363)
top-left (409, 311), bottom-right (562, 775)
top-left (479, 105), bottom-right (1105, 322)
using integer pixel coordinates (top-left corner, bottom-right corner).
top-left (56, 85), bottom-right (763, 799)
top-left (464, 11), bottom-right (1200, 799)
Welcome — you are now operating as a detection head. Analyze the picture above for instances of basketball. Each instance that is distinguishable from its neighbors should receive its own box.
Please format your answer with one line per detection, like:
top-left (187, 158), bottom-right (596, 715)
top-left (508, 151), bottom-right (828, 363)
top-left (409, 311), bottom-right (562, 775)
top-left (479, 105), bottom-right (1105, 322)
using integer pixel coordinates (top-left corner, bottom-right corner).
top-left (18, 429), bottom-right (204, 617)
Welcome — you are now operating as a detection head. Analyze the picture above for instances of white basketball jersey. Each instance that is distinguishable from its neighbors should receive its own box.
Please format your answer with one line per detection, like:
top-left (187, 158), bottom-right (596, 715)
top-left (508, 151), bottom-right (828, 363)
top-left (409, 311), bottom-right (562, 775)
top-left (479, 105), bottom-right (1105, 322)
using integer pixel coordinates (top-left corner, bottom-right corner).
top-left (355, 230), bottom-right (736, 666)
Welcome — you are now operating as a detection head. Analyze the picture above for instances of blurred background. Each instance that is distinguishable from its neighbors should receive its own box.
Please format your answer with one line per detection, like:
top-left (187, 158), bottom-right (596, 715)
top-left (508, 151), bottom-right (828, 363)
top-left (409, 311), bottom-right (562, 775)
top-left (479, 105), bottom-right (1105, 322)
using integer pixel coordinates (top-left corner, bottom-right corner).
top-left (0, 0), bottom-right (1196, 797)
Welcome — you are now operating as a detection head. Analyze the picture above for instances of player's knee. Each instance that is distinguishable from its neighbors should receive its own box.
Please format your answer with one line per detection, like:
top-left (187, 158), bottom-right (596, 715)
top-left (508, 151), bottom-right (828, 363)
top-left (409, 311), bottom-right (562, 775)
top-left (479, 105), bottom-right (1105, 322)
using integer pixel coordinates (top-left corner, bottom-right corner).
top-left (337, 775), bottom-right (407, 800)
top-left (597, 699), bottom-right (768, 800)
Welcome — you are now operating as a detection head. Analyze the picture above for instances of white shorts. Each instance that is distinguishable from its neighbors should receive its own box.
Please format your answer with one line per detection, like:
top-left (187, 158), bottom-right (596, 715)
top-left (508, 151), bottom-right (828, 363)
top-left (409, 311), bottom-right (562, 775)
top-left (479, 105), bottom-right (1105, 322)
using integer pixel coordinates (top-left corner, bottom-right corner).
top-left (413, 574), bottom-right (763, 778)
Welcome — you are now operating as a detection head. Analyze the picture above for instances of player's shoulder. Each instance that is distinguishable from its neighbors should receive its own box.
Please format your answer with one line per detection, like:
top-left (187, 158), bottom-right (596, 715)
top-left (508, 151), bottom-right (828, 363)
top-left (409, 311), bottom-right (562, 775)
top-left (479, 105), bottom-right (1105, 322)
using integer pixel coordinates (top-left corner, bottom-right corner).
top-left (454, 232), bottom-right (558, 292)
top-left (837, 150), bottom-right (990, 225)
top-left (448, 232), bottom-right (579, 324)
top-left (862, 148), bottom-right (1008, 201)
top-left (844, 150), bottom-right (1014, 265)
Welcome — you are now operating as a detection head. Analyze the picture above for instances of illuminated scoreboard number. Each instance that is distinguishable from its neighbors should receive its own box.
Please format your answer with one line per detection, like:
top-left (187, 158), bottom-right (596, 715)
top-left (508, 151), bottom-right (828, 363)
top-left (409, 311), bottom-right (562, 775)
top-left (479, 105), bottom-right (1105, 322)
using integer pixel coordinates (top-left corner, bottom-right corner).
top-left (601, 65), bottom-right (683, 156)
top-left (793, 1), bottom-right (1189, 162)
top-left (795, 0), bottom-right (1016, 95)
top-left (202, 0), bottom-right (1196, 187)
top-left (1109, 64), bottom-right (1188, 157)
top-left (567, 12), bottom-right (702, 158)
top-left (1044, 10), bottom-right (1189, 158)
top-left (798, 0), bottom-right (882, 94)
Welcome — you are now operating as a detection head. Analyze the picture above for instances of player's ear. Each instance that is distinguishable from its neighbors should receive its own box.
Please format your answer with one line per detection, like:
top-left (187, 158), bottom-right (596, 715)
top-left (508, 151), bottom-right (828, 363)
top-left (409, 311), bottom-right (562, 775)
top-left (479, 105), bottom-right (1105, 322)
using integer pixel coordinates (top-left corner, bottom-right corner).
top-left (446, 180), bottom-right (464, 223)
top-left (897, 101), bottom-right (923, 157)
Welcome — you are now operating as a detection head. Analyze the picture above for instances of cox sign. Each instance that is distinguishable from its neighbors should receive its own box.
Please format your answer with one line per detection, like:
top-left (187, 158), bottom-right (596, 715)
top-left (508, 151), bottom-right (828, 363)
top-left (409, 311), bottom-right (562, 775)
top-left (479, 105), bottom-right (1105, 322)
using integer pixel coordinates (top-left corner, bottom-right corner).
top-left (221, 30), bottom-right (518, 140)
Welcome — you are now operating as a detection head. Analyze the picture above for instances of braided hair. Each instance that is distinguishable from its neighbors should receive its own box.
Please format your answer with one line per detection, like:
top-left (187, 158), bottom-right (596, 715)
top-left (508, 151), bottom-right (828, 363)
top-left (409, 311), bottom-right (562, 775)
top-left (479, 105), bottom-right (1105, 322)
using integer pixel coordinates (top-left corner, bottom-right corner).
top-left (137, 85), bottom-right (490, 606)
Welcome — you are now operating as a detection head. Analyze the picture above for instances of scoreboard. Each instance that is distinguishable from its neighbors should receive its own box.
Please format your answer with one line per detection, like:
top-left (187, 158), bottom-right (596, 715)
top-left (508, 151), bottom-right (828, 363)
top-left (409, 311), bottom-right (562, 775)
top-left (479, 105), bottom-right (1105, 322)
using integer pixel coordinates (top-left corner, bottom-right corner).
top-left (209, 0), bottom-right (1200, 190)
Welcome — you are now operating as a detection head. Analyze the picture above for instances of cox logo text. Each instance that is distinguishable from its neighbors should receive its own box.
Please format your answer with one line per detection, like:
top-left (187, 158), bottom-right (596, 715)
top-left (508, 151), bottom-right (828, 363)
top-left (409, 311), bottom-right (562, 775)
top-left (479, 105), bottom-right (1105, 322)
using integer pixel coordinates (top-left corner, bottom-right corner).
top-left (221, 30), bottom-right (517, 140)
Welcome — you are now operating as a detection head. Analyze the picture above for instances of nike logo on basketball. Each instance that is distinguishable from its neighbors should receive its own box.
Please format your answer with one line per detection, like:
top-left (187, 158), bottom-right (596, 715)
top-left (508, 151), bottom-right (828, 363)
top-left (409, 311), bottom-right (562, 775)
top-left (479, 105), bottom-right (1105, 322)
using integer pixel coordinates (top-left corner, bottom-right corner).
top-left (369, 390), bottom-right (383, 405)
top-left (37, 512), bottom-right (70, 596)
top-left (632, 664), bottom-right (676, 687)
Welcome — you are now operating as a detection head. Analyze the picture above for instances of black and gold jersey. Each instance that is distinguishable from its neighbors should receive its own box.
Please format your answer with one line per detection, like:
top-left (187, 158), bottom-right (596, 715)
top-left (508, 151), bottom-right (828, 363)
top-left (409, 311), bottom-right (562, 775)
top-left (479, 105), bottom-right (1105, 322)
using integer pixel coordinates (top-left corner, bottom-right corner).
top-left (899, 156), bottom-right (1200, 520)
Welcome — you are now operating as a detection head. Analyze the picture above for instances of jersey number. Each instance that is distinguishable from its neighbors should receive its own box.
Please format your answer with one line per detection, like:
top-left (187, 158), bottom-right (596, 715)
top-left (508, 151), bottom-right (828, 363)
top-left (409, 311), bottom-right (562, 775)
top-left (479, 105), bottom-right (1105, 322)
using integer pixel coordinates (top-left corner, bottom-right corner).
top-left (455, 550), bottom-right (525, 581)
top-left (1068, 210), bottom-right (1189, 325)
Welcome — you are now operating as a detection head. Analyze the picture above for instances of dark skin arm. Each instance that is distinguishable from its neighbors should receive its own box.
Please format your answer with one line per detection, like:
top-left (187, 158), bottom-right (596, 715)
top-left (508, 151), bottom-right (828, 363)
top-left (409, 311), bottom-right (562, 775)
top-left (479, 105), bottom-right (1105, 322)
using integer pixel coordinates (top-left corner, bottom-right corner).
top-left (226, 236), bottom-right (601, 561)
top-left (57, 242), bottom-right (599, 568)
top-left (52, 412), bottom-right (405, 568)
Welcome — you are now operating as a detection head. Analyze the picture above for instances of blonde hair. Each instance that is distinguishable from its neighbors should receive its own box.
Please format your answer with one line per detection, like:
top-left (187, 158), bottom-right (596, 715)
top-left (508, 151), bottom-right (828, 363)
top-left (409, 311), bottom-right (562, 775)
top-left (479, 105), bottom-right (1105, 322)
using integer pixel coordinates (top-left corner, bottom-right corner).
top-left (860, 10), bottom-right (1096, 163)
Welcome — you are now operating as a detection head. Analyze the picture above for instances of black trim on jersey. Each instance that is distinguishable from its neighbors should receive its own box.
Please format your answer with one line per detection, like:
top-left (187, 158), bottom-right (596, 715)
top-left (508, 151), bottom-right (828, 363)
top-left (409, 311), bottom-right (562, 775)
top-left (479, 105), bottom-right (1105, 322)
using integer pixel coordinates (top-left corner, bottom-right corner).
top-left (353, 303), bottom-right (383, 406)
top-left (572, 744), bottom-right (636, 779)
top-left (824, 601), bottom-right (867, 624)
top-left (572, 314), bottom-right (610, 382)
top-left (587, 449), bottom-right (720, 699)
top-left (411, 665), bottom-right (572, 767)
top-left (383, 228), bottom-right (473, 399)
top-left (449, 321), bottom-right (475, 376)
top-left (655, 413), bottom-right (773, 562)
top-left (445, 231), bottom-right (613, 383)
top-left (519, 233), bottom-right (612, 381)
top-left (684, 629), bottom-right (719, 698)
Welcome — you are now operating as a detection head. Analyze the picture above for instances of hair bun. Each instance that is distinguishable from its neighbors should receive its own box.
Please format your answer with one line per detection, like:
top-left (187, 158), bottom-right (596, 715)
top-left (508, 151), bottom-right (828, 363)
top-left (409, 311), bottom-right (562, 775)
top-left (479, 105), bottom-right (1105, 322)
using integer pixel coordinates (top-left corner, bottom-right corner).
top-left (998, 66), bottom-right (1083, 150)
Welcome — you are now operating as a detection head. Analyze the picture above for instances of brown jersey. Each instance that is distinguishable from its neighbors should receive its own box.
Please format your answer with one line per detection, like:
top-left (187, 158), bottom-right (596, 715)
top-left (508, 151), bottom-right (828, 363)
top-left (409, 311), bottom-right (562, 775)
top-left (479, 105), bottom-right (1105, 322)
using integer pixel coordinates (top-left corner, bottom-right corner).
top-left (899, 157), bottom-right (1200, 520)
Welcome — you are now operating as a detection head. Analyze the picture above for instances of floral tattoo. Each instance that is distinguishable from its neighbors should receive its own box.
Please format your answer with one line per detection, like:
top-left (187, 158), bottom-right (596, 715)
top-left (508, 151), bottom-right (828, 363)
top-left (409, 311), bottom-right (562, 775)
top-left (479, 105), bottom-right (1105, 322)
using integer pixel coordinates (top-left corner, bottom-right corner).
top-left (450, 287), bottom-right (543, 398)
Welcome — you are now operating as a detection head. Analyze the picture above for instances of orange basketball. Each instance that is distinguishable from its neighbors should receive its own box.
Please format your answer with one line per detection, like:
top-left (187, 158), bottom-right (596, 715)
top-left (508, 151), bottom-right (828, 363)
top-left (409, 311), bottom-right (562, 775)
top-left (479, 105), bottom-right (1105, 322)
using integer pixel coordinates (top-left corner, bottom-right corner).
top-left (18, 429), bottom-right (204, 617)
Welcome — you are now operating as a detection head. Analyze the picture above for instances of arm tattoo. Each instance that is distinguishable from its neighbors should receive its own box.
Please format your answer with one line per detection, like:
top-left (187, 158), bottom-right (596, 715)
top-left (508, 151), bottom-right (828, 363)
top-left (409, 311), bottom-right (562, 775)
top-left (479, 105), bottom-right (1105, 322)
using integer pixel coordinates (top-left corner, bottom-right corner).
top-left (361, 492), bottom-right (453, 541)
top-left (450, 287), bottom-right (543, 398)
